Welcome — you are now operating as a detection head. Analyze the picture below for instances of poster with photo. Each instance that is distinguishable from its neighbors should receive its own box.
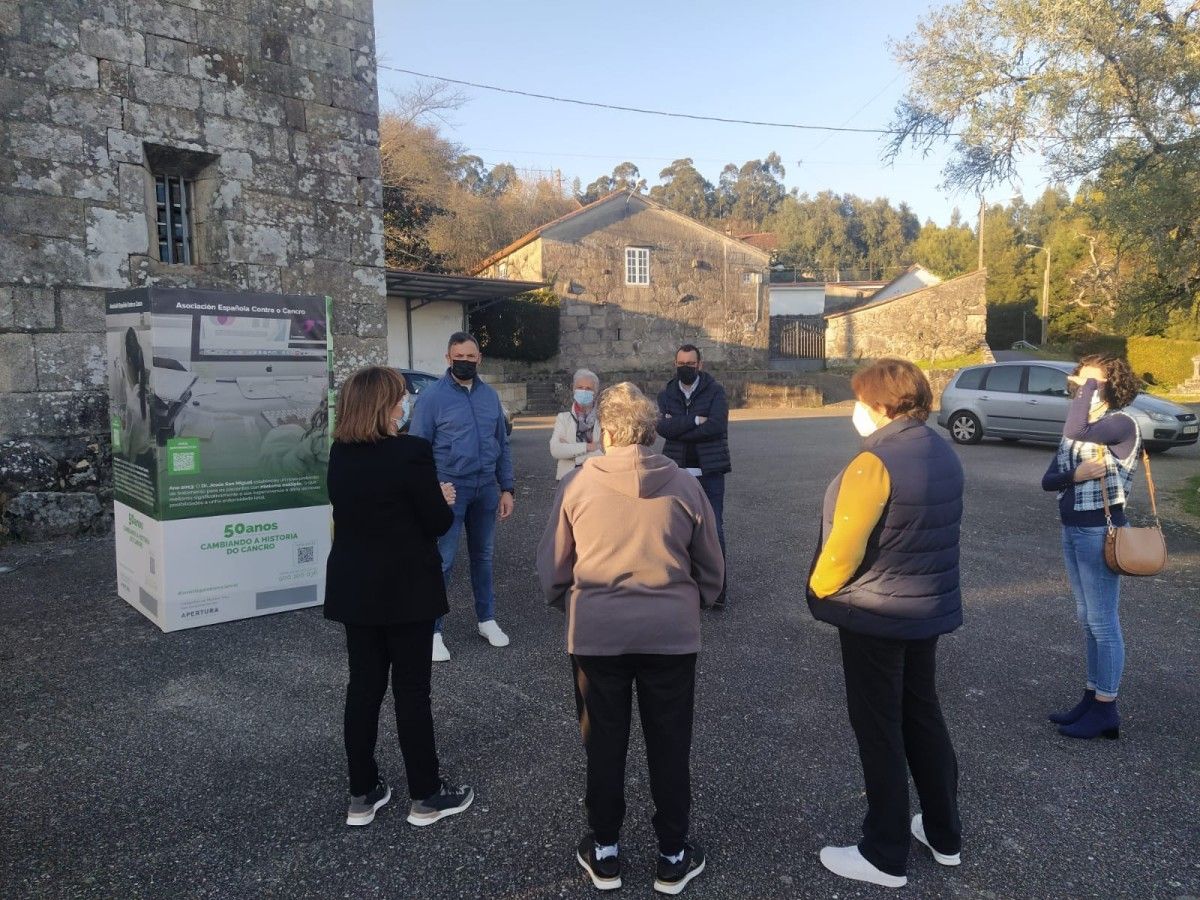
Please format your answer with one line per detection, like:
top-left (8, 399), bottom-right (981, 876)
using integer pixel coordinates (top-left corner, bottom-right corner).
top-left (106, 287), bottom-right (334, 632)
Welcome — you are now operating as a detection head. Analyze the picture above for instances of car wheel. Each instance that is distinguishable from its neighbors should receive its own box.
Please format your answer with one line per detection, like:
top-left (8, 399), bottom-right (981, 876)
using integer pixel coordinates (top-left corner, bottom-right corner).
top-left (948, 411), bottom-right (983, 444)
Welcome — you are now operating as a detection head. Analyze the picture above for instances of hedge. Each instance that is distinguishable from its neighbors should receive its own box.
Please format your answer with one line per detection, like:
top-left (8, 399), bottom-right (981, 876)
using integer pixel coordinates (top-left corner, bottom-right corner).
top-left (1127, 336), bottom-right (1200, 387)
top-left (470, 298), bottom-right (560, 362)
top-left (1068, 335), bottom-right (1200, 388)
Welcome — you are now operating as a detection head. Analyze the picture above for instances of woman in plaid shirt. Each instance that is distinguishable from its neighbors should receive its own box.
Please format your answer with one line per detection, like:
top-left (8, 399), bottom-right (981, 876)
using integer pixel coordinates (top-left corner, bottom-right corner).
top-left (1041, 354), bottom-right (1142, 741)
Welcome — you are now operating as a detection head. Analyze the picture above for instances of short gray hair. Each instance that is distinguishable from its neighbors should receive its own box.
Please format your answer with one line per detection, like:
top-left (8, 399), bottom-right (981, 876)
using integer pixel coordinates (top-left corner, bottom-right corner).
top-left (598, 382), bottom-right (658, 447)
top-left (572, 368), bottom-right (600, 391)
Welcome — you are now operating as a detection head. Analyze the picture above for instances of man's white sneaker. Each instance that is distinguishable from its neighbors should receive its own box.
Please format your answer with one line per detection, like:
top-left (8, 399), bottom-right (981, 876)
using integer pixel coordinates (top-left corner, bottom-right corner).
top-left (819, 845), bottom-right (907, 888)
top-left (432, 633), bottom-right (450, 662)
top-left (477, 620), bottom-right (509, 647)
top-left (911, 814), bottom-right (961, 866)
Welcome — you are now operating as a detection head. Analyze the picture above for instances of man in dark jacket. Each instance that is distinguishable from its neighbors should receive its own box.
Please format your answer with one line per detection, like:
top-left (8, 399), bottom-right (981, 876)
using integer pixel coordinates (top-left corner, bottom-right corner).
top-left (656, 344), bottom-right (731, 608)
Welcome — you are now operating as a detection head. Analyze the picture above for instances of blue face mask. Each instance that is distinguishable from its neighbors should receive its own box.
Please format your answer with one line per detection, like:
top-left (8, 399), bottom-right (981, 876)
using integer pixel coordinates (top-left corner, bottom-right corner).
top-left (396, 394), bottom-right (413, 431)
top-left (574, 389), bottom-right (595, 407)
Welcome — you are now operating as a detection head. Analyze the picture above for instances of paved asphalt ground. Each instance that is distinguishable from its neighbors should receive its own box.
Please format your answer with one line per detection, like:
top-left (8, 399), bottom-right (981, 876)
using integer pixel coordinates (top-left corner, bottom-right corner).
top-left (2, 411), bottom-right (1198, 900)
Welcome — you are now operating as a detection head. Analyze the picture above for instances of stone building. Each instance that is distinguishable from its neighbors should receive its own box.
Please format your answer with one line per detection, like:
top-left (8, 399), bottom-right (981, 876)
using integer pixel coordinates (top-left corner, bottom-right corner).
top-left (824, 270), bottom-right (988, 365)
top-left (473, 191), bottom-right (772, 376)
top-left (0, 0), bottom-right (387, 538)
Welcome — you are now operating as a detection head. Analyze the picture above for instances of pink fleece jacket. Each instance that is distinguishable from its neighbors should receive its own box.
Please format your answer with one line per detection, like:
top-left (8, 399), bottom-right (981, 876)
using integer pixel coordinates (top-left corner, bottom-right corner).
top-left (536, 444), bottom-right (725, 655)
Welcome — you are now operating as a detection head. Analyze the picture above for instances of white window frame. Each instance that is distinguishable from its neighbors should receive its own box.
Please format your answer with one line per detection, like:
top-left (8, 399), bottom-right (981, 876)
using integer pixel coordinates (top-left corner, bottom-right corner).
top-left (625, 247), bottom-right (649, 285)
top-left (497, 261), bottom-right (509, 278)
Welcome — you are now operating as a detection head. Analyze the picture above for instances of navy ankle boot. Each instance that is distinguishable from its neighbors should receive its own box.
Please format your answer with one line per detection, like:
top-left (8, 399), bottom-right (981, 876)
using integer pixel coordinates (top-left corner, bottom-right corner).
top-left (1048, 689), bottom-right (1096, 725)
top-left (1059, 699), bottom-right (1119, 740)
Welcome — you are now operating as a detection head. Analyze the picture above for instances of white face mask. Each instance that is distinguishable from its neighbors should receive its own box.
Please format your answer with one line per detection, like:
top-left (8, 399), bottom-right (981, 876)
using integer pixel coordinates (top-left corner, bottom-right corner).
top-left (394, 394), bottom-right (413, 432)
top-left (852, 401), bottom-right (879, 437)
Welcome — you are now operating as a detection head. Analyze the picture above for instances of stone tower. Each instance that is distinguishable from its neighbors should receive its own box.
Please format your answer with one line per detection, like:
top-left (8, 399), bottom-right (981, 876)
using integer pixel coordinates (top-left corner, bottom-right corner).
top-left (0, 0), bottom-right (388, 538)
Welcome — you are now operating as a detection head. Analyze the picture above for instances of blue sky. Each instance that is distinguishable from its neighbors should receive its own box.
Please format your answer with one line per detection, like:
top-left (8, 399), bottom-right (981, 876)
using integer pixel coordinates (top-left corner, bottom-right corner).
top-left (373, 1), bottom-right (1051, 226)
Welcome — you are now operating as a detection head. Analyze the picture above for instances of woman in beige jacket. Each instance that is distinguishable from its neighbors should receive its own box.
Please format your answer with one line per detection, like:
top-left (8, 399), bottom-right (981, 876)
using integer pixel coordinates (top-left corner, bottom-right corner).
top-left (550, 368), bottom-right (604, 480)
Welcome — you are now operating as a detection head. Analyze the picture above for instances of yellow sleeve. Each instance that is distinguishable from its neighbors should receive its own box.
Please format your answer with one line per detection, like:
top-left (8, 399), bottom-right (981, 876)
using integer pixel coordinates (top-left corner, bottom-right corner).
top-left (809, 452), bottom-right (890, 599)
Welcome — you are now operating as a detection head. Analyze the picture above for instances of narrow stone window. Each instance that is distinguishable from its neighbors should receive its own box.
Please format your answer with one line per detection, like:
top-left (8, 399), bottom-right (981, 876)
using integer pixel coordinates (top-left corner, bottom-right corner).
top-left (142, 144), bottom-right (220, 268)
top-left (497, 261), bottom-right (509, 278)
top-left (625, 247), bottom-right (649, 285)
top-left (153, 173), bottom-right (194, 264)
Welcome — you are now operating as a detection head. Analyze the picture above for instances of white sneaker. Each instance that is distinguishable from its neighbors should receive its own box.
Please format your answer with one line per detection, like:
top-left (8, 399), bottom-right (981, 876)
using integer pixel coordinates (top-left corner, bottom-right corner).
top-left (432, 633), bottom-right (450, 662)
top-left (819, 845), bottom-right (907, 888)
top-left (911, 814), bottom-right (961, 866)
top-left (477, 619), bottom-right (509, 647)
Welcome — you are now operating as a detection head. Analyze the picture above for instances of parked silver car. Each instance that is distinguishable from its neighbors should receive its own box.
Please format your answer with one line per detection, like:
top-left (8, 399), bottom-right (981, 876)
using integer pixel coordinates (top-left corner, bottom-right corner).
top-left (937, 360), bottom-right (1199, 452)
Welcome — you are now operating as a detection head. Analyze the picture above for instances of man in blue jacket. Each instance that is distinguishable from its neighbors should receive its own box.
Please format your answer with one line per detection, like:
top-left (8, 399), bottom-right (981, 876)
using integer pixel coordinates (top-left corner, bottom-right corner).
top-left (656, 344), bottom-right (731, 609)
top-left (410, 332), bottom-right (515, 662)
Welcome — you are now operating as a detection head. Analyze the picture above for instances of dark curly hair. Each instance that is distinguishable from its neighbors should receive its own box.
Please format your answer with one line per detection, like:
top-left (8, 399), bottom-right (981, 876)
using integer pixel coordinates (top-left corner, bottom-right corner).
top-left (1078, 353), bottom-right (1140, 409)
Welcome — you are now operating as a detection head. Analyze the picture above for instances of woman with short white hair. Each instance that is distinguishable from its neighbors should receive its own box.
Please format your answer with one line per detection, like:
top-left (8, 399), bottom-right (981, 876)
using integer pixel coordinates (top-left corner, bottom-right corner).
top-left (538, 382), bottom-right (723, 893)
top-left (549, 368), bottom-right (604, 480)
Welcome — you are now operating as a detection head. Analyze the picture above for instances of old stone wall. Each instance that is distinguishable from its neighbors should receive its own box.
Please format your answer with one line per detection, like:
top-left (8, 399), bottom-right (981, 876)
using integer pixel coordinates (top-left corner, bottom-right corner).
top-left (0, 0), bottom-right (386, 539)
top-left (513, 370), bottom-right (822, 416)
top-left (824, 270), bottom-right (987, 365)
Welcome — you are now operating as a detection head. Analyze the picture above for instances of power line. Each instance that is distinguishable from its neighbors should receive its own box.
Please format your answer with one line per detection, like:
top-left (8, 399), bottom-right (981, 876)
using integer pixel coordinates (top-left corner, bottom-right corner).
top-left (805, 72), bottom-right (905, 155)
top-left (377, 63), bottom-right (952, 137)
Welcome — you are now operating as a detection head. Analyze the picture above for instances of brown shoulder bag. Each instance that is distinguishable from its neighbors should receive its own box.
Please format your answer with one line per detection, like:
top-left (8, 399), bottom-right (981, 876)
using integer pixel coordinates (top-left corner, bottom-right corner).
top-left (1100, 448), bottom-right (1167, 576)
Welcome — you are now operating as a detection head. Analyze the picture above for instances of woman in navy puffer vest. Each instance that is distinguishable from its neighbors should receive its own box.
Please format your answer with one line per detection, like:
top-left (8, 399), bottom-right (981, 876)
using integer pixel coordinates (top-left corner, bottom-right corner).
top-left (806, 358), bottom-right (964, 891)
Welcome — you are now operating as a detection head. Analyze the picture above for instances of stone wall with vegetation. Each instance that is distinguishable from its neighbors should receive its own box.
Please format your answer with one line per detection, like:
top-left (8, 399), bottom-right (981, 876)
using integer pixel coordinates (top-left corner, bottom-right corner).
top-left (824, 270), bottom-right (987, 366)
top-left (0, 0), bottom-right (386, 539)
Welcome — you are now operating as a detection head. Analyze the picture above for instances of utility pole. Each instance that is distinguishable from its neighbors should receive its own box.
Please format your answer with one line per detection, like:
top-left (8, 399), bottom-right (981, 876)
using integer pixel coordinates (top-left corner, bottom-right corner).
top-left (1025, 243), bottom-right (1051, 346)
top-left (977, 195), bottom-right (985, 271)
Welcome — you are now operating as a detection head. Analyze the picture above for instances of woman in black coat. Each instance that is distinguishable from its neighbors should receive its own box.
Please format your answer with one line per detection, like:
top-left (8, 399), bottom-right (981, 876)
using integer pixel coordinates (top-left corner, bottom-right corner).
top-left (325, 366), bottom-right (473, 828)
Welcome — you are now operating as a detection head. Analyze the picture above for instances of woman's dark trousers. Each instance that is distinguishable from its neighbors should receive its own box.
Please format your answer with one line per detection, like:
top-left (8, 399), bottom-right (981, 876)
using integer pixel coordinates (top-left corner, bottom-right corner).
top-left (343, 621), bottom-right (441, 800)
top-left (571, 653), bottom-right (697, 855)
top-left (838, 629), bottom-right (961, 877)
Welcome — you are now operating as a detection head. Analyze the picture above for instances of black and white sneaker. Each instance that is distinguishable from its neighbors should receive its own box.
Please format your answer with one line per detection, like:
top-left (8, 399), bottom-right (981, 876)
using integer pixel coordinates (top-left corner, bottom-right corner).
top-left (654, 843), bottom-right (705, 895)
top-left (345, 778), bottom-right (391, 826)
top-left (576, 834), bottom-right (622, 891)
top-left (406, 780), bottom-right (474, 827)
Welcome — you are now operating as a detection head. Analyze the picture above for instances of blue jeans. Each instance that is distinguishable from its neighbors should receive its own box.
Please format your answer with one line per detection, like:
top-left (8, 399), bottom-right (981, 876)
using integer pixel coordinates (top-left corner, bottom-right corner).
top-left (696, 473), bottom-right (726, 558)
top-left (435, 478), bottom-right (499, 633)
top-left (1061, 525), bottom-right (1125, 698)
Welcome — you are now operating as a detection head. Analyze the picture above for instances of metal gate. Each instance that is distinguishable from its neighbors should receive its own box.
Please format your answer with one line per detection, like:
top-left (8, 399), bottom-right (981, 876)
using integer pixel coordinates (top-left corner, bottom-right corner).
top-left (776, 317), bottom-right (825, 359)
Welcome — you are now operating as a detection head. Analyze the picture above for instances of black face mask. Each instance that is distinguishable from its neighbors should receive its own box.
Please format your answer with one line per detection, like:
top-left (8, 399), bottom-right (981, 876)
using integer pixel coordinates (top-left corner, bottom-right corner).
top-left (451, 359), bottom-right (478, 381)
top-left (676, 365), bottom-right (699, 386)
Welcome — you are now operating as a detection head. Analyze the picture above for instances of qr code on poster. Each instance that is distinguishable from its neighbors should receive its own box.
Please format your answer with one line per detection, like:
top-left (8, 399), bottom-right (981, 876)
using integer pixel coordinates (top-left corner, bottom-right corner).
top-left (171, 452), bottom-right (196, 473)
top-left (296, 544), bottom-right (316, 565)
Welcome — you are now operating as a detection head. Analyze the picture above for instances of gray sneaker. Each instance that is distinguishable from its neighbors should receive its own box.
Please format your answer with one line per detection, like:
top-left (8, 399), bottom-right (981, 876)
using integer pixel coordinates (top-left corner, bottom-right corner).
top-left (407, 780), bottom-right (474, 827)
top-left (346, 778), bottom-right (391, 826)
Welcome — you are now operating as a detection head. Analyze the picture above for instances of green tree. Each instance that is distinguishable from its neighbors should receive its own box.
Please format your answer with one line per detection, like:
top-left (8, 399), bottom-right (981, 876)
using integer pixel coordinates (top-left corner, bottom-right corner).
top-left (578, 162), bottom-right (645, 203)
top-left (847, 197), bottom-right (920, 279)
top-left (730, 153), bottom-right (787, 227)
top-left (769, 191), bottom-right (854, 276)
top-left (712, 163), bottom-right (740, 219)
top-left (909, 213), bottom-right (975, 279)
top-left (649, 158), bottom-right (714, 219)
top-left (888, 0), bottom-right (1200, 325)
